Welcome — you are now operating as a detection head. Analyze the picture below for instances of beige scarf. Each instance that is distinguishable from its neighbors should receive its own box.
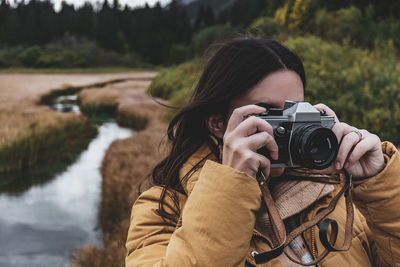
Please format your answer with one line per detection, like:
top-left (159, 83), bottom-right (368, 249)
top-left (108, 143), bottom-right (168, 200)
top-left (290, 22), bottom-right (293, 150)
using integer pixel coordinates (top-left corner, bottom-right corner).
top-left (255, 169), bottom-right (337, 266)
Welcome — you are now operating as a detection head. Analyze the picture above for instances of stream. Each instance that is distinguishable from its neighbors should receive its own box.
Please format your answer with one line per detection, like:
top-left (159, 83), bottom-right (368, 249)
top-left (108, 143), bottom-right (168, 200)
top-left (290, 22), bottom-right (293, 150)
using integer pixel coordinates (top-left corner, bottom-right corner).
top-left (0, 94), bottom-right (132, 267)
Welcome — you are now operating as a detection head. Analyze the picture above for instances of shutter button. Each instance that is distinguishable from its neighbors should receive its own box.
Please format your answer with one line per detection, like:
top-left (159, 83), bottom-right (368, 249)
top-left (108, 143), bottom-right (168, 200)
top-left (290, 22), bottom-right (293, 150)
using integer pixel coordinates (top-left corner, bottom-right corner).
top-left (276, 126), bottom-right (286, 135)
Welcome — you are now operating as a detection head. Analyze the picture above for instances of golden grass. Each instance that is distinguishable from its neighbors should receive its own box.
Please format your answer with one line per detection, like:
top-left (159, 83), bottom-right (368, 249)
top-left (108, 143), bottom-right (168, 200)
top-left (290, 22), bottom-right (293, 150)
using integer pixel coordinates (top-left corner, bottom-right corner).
top-left (78, 79), bottom-right (164, 130)
top-left (0, 72), bottom-right (157, 175)
top-left (71, 80), bottom-right (169, 267)
top-left (0, 72), bottom-right (156, 145)
top-left (78, 88), bottom-right (119, 108)
top-left (0, 101), bottom-right (98, 175)
top-left (0, 72), bottom-right (162, 265)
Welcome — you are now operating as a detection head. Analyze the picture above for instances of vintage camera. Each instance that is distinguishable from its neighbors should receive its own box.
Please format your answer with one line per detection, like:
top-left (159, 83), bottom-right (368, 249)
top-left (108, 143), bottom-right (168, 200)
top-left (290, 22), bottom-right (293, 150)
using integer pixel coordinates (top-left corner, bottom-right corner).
top-left (253, 100), bottom-right (339, 170)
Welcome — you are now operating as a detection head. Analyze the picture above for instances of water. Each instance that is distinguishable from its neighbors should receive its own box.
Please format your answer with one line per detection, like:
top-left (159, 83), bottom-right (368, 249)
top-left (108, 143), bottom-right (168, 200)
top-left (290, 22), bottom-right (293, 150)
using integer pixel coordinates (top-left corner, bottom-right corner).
top-left (0, 94), bottom-right (132, 266)
top-left (51, 95), bottom-right (80, 114)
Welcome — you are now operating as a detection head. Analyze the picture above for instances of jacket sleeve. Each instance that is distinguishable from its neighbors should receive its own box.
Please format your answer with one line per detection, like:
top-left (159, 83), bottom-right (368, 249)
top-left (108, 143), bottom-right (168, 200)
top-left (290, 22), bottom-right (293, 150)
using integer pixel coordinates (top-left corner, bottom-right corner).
top-left (352, 141), bottom-right (400, 266)
top-left (126, 160), bottom-right (262, 267)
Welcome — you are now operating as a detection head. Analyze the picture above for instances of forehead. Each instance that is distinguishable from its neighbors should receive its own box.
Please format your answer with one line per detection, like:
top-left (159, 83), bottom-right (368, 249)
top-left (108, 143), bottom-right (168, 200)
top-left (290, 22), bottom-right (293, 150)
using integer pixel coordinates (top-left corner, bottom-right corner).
top-left (231, 70), bottom-right (304, 109)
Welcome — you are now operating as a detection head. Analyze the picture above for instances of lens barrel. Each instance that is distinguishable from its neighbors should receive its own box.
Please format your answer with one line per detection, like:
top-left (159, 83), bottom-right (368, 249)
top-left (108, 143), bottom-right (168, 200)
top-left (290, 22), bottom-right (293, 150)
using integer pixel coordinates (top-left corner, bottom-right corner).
top-left (290, 125), bottom-right (338, 169)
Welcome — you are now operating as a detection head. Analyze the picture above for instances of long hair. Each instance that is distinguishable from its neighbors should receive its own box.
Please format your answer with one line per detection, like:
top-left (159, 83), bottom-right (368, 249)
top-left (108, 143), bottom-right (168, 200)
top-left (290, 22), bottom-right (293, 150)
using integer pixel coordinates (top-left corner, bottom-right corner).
top-left (152, 36), bottom-right (306, 220)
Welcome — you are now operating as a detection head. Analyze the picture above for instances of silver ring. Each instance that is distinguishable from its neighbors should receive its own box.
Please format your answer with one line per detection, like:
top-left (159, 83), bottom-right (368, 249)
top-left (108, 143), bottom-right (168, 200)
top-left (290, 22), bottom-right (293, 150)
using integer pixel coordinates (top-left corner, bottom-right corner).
top-left (351, 129), bottom-right (363, 141)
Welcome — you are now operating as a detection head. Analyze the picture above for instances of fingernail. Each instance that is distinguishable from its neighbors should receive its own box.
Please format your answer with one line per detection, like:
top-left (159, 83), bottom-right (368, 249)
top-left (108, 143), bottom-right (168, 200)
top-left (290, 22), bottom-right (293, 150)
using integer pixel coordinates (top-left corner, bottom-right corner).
top-left (344, 163), bottom-right (350, 169)
top-left (336, 161), bottom-right (341, 169)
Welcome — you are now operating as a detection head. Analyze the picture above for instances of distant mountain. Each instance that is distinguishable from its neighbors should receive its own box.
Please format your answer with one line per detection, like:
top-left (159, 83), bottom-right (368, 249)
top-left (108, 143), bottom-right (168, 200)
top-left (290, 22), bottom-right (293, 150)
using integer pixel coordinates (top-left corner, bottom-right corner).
top-left (176, 0), bottom-right (236, 21)
top-left (177, 0), bottom-right (197, 4)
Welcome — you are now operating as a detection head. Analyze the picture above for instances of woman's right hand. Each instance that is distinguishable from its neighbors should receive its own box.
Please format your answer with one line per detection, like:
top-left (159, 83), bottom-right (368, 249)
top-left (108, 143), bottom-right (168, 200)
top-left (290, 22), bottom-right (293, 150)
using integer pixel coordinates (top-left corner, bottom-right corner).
top-left (222, 105), bottom-right (281, 179)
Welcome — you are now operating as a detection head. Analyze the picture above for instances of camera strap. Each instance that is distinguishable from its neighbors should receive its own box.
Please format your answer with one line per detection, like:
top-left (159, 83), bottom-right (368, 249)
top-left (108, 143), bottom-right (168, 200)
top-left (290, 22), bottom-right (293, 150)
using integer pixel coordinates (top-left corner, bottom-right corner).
top-left (254, 169), bottom-right (354, 266)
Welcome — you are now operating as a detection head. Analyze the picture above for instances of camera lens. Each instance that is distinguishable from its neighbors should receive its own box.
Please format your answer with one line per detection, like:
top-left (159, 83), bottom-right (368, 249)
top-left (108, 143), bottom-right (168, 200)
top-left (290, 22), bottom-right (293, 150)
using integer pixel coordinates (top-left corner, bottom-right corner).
top-left (290, 125), bottom-right (338, 169)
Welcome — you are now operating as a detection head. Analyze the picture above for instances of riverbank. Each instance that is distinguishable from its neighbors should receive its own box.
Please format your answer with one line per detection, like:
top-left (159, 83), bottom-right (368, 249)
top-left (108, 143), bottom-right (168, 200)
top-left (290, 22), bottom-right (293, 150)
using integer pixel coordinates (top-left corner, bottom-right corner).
top-left (0, 73), bottom-right (156, 191)
top-left (0, 72), bottom-right (164, 265)
top-left (70, 78), bottom-right (168, 267)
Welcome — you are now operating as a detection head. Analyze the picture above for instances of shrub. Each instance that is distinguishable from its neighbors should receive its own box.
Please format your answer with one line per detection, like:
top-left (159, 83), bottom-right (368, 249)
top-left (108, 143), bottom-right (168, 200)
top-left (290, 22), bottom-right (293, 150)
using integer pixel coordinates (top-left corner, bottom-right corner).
top-left (285, 36), bottom-right (400, 145)
top-left (247, 17), bottom-right (281, 37)
top-left (149, 36), bottom-right (400, 145)
top-left (36, 50), bottom-right (88, 68)
top-left (0, 55), bottom-right (6, 68)
top-left (18, 46), bottom-right (43, 67)
top-left (167, 44), bottom-right (191, 65)
top-left (148, 61), bottom-right (198, 100)
top-left (192, 25), bottom-right (233, 55)
top-left (315, 6), bottom-right (374, 48)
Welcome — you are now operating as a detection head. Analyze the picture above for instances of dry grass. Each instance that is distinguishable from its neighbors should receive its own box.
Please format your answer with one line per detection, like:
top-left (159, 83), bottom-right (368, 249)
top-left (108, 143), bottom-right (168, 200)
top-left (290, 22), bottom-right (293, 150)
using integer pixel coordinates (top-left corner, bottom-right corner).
top-left (0, 73), bottom-right (156, 149)
top-left (78, 80), bottom-right (164, 130)
top-left (0, 72), bottom-right (164, 266)
top-left (0, 72), bottom-right (157, 177)
top-left (71, 80), bottom-right (169, 267)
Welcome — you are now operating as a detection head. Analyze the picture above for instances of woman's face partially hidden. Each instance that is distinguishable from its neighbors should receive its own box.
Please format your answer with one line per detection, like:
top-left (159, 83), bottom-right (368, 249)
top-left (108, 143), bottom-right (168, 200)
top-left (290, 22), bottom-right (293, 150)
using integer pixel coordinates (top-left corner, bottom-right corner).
top-left (206, 70), bottom-right (305, 142)
top-left (224, 70), bottom-right (305, 178)
top-left (230, 70), bottom-right (305, 112)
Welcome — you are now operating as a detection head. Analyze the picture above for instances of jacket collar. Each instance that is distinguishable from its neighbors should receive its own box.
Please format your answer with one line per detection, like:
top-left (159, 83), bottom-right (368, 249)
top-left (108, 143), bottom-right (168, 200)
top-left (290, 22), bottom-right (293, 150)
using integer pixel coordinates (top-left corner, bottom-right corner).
top-left (179, 143), bottom-right (218, 195)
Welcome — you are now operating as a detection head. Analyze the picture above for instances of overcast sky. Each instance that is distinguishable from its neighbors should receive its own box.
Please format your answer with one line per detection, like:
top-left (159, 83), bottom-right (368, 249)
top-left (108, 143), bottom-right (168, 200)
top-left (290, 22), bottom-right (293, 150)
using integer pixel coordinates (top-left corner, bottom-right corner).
top-left (8, 0), bottom-right (172, 11)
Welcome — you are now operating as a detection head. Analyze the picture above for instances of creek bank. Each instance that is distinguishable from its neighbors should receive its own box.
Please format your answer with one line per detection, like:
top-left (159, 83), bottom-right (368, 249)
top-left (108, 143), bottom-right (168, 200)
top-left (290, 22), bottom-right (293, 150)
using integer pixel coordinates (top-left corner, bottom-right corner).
top-left (0, 77), bottom-right (153, 193)
top-left (71, 78), bottom-right (166, 267)
top-left (0, 121), bottom-right (133, 267)
top-left (0, 76), bottom-right (157, 266)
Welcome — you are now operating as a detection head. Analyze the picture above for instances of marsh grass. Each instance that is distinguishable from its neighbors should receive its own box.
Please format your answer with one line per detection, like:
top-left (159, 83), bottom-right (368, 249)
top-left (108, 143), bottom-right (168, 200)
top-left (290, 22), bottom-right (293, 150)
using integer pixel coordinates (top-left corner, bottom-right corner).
top-left (0, 162), bottom-right (69, 195)
top-left (71, 80), bottom-right (167, 267)
top-left (116, 104), bottom-right (149, 131)
top-left (78, 80), bottom-right (155, 130)
top-left (0, 114), bottom-right (97, 179)
top-left (0, 73), bottom-right (157, 195)
top-left (39, 78), bottom-right (128, 106)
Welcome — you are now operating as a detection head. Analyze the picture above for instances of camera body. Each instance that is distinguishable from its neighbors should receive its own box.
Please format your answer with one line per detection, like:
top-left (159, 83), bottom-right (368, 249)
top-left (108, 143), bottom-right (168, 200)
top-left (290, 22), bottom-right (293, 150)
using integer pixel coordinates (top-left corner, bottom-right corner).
top-left (252, 100), bottom-right (339, 170)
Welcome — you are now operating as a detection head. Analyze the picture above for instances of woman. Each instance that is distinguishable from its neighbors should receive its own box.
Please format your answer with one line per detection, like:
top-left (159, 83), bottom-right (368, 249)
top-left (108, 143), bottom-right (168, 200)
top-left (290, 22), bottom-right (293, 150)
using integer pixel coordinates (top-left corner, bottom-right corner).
top-left (126, 36), bottom-right (400, 266)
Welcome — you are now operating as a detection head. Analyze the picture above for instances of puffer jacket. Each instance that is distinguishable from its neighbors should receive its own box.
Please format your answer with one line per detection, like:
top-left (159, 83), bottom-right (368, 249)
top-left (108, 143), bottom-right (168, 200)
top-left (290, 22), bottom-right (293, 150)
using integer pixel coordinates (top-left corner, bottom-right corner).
top-left (126, 141), bottom-right (400, 266)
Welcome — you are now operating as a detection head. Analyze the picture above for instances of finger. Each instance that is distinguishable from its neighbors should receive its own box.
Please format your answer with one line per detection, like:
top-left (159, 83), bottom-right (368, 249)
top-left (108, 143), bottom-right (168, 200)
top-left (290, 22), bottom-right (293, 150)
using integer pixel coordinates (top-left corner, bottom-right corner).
top-left (345, 131), bottom-right (378, 168)
top-left (256, 153), bottom-right (271, 179)
top-left (226, 105), bottom-right (266, 133)
top-left (233, 116), bottom-right (274, 137)
top-left (314, 103), bottom-right (339, 123)
top-left (332, 122), bottom-right (356, 144)
top-left (335, 131), bottom-right (361, 170)
top-left (244, 131), bottom-right (279, 160)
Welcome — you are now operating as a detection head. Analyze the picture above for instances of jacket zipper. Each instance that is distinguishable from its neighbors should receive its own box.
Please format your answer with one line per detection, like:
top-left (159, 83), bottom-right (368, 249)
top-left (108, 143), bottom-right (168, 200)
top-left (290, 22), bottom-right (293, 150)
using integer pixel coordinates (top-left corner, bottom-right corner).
top-left (311, 226), bottom-right (317, 259)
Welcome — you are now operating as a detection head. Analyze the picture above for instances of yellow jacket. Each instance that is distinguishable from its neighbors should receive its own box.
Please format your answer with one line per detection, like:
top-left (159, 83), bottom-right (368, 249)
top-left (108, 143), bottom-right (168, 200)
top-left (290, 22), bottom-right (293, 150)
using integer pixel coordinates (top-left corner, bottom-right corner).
top-left (126, 142), bottom-right (400, 266)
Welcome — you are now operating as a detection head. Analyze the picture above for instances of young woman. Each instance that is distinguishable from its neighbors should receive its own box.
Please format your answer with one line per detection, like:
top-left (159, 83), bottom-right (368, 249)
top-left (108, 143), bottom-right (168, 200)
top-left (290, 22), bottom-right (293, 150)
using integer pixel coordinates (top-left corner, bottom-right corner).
top-left (126, 36), bottom-right (400, 266)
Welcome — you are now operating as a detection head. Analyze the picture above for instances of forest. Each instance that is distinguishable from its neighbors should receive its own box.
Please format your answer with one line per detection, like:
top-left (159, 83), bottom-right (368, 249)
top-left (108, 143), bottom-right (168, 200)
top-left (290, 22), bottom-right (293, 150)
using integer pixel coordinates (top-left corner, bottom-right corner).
top-left (1, 0), bottom-right (399, 68)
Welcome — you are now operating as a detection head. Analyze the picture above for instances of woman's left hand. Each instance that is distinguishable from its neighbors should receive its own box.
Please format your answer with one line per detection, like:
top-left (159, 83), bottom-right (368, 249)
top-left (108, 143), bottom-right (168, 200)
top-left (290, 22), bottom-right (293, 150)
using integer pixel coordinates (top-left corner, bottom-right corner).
top-left (314, 104), bottom-right (386, 179)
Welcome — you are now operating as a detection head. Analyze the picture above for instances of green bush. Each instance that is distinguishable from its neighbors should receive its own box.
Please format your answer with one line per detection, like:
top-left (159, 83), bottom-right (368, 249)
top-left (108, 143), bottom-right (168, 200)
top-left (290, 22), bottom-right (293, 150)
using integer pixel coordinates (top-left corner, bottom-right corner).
top-left (192, 25), bottom-right (233, 55)
top-left (285, 36), bottom-right (400, 145)
top-left (149, 36), bottom-right (400, 145)
top-left (0, 46), bottom-right (25, 67)
top-left (148, 60), bottom-right (200, 119)
top-left (18, 46), bottom-right (43, 66)
top-left (0, 55), bottom-right (6, 68)
top-left (36, 50), bottom-right (88, 68)
top-left (247, 17), bottom-right (281, 37)
top-left (148, 61), bottom-right (198, 100)
top-left (315, 6), bottom-right (374, 48)
top-left (168, 44), bottom-right (191, 65)
top-left (1, 39), bottom-right (148, 69)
